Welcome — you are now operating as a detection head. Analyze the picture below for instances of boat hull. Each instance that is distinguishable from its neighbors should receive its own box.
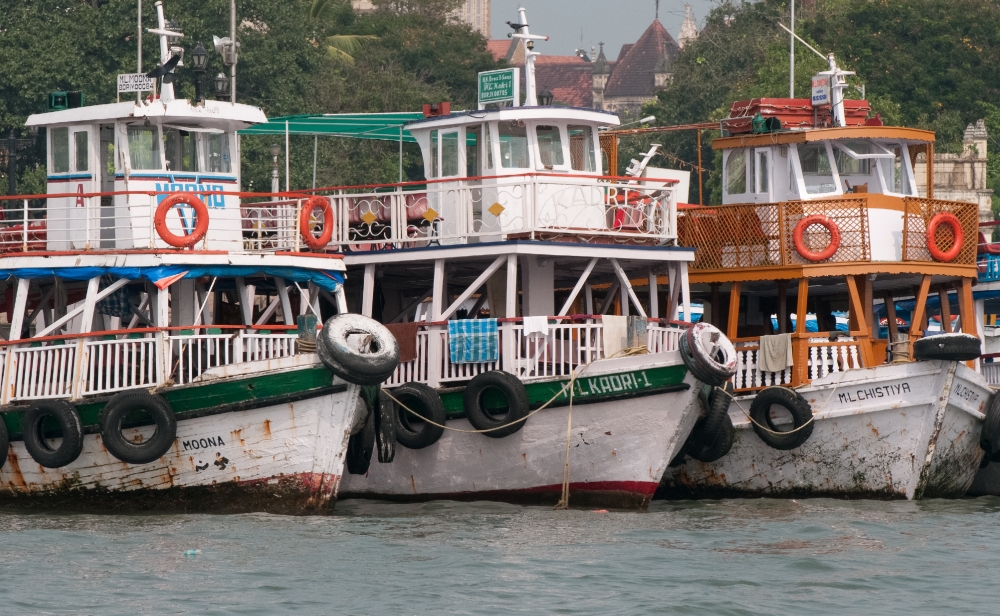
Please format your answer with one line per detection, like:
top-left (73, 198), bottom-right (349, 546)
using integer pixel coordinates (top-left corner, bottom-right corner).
top-left (0, 369), bottom-right (360, 515)
top-left (660, 360), bottom-right (988, 500)
top-left (341, 354), bottom-right (701, 509)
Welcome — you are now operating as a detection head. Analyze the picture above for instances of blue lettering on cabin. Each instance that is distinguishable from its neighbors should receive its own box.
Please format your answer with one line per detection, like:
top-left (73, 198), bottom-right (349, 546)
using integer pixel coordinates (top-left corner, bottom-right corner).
top-left (154, 183), bottom-right (227, 208)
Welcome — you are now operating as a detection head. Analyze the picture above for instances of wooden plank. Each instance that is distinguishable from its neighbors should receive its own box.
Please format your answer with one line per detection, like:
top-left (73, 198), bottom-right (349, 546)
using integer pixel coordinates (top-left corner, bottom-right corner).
top-left (559, 258), bottom-right (598, 316)
top-left (777, 280), bottom-right (787, 334)
top-left (845, 275), bottom-right (876, 367)
top-left (909, 275), bottom-right (932, 346)
top-left (727, 282), bottom-right (741, 339)
top-left (795, 278), bottom-right (808, 334)
top-left (959, 277), bottom-right (976, 335)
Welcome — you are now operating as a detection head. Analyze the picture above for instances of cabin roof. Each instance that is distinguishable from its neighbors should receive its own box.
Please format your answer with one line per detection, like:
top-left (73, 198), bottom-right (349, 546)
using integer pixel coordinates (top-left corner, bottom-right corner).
top-left (405, 106), bottom-right (619, 131)
top-left (712, 126), bottom-right (936, 150)
top-left (26, 99), bottom-right (267, 130)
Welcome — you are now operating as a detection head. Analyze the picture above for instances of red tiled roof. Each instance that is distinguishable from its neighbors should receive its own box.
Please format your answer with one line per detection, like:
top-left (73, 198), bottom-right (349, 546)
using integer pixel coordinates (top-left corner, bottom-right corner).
top-left (605, 20), bottom-right (679, 99)
top-left (533, 56), bottom-right (600, 108)
top-left (486, 39), bottom-right (514, 62)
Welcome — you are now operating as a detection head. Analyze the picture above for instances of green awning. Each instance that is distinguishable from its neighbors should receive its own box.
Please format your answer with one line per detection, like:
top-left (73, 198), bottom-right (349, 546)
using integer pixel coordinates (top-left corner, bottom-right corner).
top-left (238, 113), bottom-right (423, 143)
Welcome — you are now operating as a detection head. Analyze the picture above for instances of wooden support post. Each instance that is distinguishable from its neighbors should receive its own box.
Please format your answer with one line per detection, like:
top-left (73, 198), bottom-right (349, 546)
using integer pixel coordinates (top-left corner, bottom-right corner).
top-left (505, 254), bottom-right (518, 319)
top-left (793, 278), bottom-right (810, 386)
top-left (679, 262), bottom-right (692, 323)
top-left (959, 277), bottom-right (977, 369)
top-left (648, 268), bottom-right (659, 319)
top-left (857, 274), bottom-right (874, 338)
top-left (727, 282), bottom-right (741, 339)
top-left (777, 280), bottom-right (787, 334)
top-left (909, 275), bottom-right (933, 348)
top-left (938, 286), bottom-right (952, 333)
top-left (846, 275), bottom-right (876, 367)
top-left (884, 294), bottom-right (899, 340)
top-left (927, 142), bottom-right (935, 200)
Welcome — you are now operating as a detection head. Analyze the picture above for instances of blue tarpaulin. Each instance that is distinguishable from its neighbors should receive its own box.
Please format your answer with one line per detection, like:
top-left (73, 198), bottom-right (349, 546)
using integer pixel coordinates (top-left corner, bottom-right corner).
top-left (0, 265), bottom-right (344, 292)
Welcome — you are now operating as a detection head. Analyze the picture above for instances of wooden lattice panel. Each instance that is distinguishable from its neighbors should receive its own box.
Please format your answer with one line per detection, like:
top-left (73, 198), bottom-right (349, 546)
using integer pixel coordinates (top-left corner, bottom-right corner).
top-left (782, 198), bottom-right (870, 265)
top-left (680, 203), bottom-right (783, 271)
top-left (901, 197), bottom-right (977, 264)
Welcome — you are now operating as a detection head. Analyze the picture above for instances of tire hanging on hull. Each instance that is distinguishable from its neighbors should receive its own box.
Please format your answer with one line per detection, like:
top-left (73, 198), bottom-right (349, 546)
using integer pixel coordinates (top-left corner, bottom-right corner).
top-left (22, 400), bottom-right (84, 468)
top-left (749, 387), bottom-right (814, 450)
top-left (346, 398), bottom-right (376, 475)
top-left (392, 382), bottom-right (446, 450)
top-left (99, 391), bottom-right (177, 465)
top-left (463, 371), bottom-right (530, 439)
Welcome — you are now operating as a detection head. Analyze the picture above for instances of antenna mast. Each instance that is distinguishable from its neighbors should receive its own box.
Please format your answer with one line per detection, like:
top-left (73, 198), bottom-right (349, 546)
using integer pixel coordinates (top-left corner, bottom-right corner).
top-left (509, 7), bottom-right (548, 106)
top-left (789, 0), bottom-right (795, 98)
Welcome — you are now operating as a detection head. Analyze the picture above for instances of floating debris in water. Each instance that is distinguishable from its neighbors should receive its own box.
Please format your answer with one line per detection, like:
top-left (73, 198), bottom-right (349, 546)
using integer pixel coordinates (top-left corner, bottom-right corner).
top-left (183, 549), bottom-right (202, 556)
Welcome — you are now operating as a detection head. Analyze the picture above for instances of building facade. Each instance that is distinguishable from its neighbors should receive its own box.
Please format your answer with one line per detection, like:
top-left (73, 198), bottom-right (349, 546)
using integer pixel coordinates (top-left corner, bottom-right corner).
top-left (914, 120), bottom-right (994, 222)
top-left (352, 0), bottom-right (490, 36)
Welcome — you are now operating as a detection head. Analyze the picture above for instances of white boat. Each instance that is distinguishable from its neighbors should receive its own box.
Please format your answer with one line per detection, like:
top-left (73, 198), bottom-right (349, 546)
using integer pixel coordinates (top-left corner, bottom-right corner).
top-left (315, 10), bottom-right (738, 509)
top-left (0, 3), bottom-right (396, 514)
top-left (643, 60), bottom-right (992, 499)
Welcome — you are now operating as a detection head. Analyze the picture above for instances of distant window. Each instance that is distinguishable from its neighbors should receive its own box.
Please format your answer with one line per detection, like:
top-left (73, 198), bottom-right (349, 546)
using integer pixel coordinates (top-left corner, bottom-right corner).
top-left (127, 126), bottom-right (161, 170)
top-left (536, 125), bottom-right (564, 168)
top-left (74, 131), bottom-right (88, 172)
top-left (51, 127), bottom-right (70, 174)
top-left (202, 133), bottom-right (232, 173)
top-left (164, 129), bottom-right (197, 172)
top-left (498, 122), bottom-right (530, 169)
top-left (568, 125), bottom-right (596, 172)
top-left (725, 149), bottom-right (747, 195)
top-left (441, 132), bottom-right (459, 177)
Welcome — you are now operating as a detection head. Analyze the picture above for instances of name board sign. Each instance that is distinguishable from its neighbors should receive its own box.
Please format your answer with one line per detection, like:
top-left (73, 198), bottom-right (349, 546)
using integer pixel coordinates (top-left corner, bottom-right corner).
top-left (811, 75), bottom-right (830, 106)
top-left (478, 68), bottom-right (520, 107)
top-left (118, 73), bottom-right (154, 93)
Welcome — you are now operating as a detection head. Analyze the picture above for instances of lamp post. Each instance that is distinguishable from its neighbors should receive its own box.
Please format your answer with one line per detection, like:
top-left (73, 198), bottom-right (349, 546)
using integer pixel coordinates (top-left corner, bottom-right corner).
top-left (269, 143), bottom-right (281, 195)
top-left (538, 86), bottom-right (553, 106)
top-left (214, 72), bottom-right (230, 101)
top-left (191, 42), bottom-right (207, 104)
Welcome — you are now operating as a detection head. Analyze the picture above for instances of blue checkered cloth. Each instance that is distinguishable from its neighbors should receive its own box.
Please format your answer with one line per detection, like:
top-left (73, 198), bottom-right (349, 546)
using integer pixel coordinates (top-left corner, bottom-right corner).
top-left (448, 318), bottom-right (499, 364)
top-left (96, 276), bottom-right (134, 320)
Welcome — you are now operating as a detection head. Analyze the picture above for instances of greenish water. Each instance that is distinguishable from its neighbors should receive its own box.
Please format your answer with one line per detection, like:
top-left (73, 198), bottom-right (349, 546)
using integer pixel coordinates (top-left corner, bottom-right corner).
top-left (3, 497), bottom-right (999, 615)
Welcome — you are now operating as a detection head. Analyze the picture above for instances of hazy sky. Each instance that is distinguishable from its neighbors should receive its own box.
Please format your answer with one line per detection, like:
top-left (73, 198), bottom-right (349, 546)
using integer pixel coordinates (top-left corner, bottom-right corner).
top-left (489, 0), bottom-right (723, 58)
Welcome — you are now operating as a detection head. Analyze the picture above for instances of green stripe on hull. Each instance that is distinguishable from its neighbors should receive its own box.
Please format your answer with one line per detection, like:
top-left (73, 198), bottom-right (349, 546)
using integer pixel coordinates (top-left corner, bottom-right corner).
top-left (440, 364), bottom-right (689, 416)
top-left (1, 365), bottom-right (335, 438)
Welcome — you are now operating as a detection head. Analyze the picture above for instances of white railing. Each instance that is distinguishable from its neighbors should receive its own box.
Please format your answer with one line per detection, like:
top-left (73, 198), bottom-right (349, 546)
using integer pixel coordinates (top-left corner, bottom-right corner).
top-left (981, 361), bottom-right (1000, 386)
top-left (8, 344), bottom-right (77, 401)
top-left (808, 338), bottom-right (862, 379)
top-left (84, 336), bottom-right (158, 395)
top-left (383, 320), bottom-right (686, 388)
top-left (243, 333), bottom-right (298, 362)
top-left (730, 337), bottom-right (864, 391)
top-left (731, 344), bottom-right (793, 390)
top-left (246, 174), bottom-right (677, 252)
top-left (169, 331), bottom-right (299, 385)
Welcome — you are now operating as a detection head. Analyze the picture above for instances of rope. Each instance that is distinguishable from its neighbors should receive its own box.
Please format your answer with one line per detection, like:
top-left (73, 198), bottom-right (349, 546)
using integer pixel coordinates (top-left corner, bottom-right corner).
top-left (381, 345), bottom-right (649, 509)
top-left (725, 369), bottom-right (848, 436)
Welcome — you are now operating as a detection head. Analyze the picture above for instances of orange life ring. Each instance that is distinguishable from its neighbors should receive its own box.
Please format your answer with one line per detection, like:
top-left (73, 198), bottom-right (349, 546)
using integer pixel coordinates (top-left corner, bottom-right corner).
top-left (300, 196), bottom-right (334, 250)
top-left (154, 193), bottom-right (210, 249)
top-left (792, 214), bottom-right (841, 262)
top-left (926, 212), bottom-right (963, 262)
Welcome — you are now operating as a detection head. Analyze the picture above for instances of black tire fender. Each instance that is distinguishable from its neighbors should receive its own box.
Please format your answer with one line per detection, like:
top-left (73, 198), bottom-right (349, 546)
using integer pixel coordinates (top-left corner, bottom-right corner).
top-left (346, 397), bottom-right (375, 475)
top-left (748, 386), bottom-right (814, 450)
top-left (392, 382), bottom-right (446, 450)
top-left (913, 333), bottom-right (981, 362)
top-left (680, 323), bottom-right (737, 387)
top-left (317, 314), bottom-right (400, 385)
top-left (980, 392), bottom-right (1000, 459)
top-left (99, 391), bottom-right (177, 465)
top-left (22, 400), bottom-right (84, 468)
top-left (0, 415), bottom-right (9, 469)
top-left (463, 371), bottom-right (530, 439)
top-left (689, 412), bottom-right (736, 463)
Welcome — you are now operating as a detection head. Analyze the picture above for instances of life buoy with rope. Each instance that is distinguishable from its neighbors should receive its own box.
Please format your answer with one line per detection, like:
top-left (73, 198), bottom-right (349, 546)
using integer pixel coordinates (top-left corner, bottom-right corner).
top-left (154, 193), bottom-right (210, 248)
top-left (792, 214), bottom-right (841, 262)
top-left (300, 196), bottom-right (334, 250)
top-left (926, 212), bottom-right (963, 262)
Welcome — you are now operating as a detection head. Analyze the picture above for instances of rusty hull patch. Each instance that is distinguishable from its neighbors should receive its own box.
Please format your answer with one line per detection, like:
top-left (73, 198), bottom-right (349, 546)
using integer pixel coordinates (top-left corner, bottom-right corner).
top-left (0, 472), bottom-right (341, 515)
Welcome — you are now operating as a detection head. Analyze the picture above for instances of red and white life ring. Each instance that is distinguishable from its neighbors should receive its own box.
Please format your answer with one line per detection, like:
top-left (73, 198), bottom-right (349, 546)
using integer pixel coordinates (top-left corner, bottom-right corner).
top-left (926, 212), bottom-right (963, 262)
top-left (792, 214), bottom-right (841, 262)
top-left (300, 196), bottom-right (334, 250)
top-left (154, 193), bottom-right (209, 249)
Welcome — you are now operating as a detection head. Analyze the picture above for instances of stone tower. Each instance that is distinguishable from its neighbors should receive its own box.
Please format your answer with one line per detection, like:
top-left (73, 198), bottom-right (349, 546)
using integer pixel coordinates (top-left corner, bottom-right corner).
top-left (678, 4), bottom-right (698, 48)
top-left (592, 43), bottom-right (611, 111)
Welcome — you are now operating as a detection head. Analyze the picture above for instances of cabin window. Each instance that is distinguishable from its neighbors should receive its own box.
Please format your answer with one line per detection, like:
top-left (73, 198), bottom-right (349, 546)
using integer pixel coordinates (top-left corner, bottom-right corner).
top-left (834, 140), bottom-right (872, 175)
top-left (164, 129), bottom-right (198, 172)
top-left (725, 149), bottom-right (747, 195)
top-left (879, 144), bottom-right (913, 195)
top-left (797, 143), bottom-right (837, 194)
top-left (568, 125), bottom-right (596, 172)
top-left (127, 126), bottom-right (161, 170)
top-left (466, 126), bottom-right (480, 176)
top-left (484, 124), bottom-right (495, 170)
top-left (536, 125), bottom-right (564, 168)
top-left (753, 149), bottom-right (770, 194)
top-left (498, 121), bottom-right (530, 169)
top-left (74, 131), bottom-right (89, 172)
top-left (441, 131), bottom-right (459, 177)
top-left (430, 130), bottom-right (439, 177)
top-left (51, 127), bottom-right (70, 174)
top-left (202, 133), bottom-right (232, 173)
